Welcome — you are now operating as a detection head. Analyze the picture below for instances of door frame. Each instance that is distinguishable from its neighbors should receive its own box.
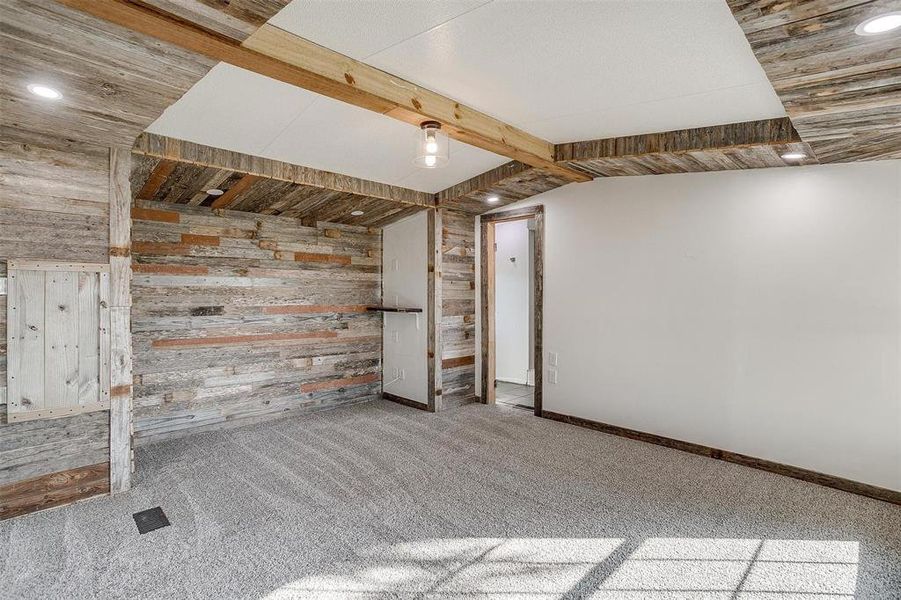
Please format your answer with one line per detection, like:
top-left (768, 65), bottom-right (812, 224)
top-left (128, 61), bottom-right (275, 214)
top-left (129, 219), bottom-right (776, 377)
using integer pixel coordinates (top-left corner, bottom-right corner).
top-left (480, 205), bottom-right (544, 416)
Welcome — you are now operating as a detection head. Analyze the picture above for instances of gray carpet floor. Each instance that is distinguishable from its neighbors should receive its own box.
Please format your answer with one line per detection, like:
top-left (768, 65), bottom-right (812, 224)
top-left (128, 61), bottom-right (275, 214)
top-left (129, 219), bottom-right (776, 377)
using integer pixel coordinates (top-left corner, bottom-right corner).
top-left (2, 400), bottom-right (899, 600)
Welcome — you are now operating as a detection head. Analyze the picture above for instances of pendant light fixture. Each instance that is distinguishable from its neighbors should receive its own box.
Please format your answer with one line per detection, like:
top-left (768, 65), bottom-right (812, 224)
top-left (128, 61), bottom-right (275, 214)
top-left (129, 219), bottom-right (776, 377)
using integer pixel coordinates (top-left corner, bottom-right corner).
top-left (414, 121), bottom-right (449, 168)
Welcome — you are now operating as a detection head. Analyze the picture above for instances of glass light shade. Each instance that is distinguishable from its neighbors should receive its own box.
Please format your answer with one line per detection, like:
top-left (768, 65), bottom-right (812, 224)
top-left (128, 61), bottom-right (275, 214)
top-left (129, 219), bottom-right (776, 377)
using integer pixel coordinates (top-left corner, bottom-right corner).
top-left (414, 121), bottom-right (449, 168)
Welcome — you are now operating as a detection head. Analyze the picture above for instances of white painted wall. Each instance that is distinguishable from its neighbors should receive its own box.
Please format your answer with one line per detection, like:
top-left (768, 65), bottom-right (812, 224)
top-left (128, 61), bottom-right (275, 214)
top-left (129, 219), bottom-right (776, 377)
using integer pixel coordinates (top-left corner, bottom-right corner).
top-left (382, 211), bottom-right (428, 403)
top-left (495, 219), bottom-right (531, 384)
top-left (477, 160), bottom-right (901, 491)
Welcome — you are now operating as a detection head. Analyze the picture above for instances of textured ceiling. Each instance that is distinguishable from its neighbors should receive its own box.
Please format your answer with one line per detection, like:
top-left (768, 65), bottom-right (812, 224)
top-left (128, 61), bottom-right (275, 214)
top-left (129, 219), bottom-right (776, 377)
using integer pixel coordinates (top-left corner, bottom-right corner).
top-left (147, 0), bottom-right (787, 193)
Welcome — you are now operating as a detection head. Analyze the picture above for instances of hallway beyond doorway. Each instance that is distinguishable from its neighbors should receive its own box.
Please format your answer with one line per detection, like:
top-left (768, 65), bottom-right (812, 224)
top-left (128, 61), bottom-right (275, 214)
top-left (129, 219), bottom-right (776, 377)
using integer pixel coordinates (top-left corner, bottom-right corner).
top-left (496, 382), bottom-right (534, 410)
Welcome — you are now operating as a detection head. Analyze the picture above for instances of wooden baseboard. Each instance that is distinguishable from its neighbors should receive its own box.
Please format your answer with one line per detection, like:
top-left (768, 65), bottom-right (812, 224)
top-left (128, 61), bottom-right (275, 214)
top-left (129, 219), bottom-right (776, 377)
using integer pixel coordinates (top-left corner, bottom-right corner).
top-left (541, 410), bottom-right (901, 506)
top-left (0, 462), bottom-right (111, 520)
top-left (383, 392), bottom-right (432, 412)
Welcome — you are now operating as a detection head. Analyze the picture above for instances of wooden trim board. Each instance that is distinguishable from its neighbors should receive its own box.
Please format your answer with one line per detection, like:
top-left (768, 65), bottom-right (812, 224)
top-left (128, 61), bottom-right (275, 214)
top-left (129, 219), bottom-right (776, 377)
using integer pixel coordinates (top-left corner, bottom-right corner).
top-left (541, 410), bottom-right (901, 506)
top-left (6, 260), bottom-right (110, 273)
top-left (427, 208), bottom-right (443, 412)
top-left (6, 402), bottom-right (110, 423)
top-left (480, 205), bottom-right (544, 415)
top-left (383, 392), bottom-right (432, 412)
top-left (0, 462), bottom-right (110, 521)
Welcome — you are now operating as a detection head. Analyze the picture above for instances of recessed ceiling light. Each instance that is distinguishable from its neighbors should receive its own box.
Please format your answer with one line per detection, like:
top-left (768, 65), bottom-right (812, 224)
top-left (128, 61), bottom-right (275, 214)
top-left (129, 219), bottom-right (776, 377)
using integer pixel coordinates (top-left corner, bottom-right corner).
top-left (781, 152), bottom-right (807, 161)
top-left (855, 12), bottom-right (901, 35)
top-left (206, 188), bottom-right (224, 196)
top-left (486, 195), bottom-right (500, 203)
top-left (27, 84), bottom-right (62, 100)
top-left (351, 210), bottom-right (364, 216)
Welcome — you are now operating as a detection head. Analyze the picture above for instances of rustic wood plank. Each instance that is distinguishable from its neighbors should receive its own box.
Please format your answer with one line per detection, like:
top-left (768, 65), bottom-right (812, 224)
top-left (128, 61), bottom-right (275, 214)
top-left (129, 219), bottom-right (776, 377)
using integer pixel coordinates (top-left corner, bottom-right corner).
top-left (728, 0), bottom-right (901, 162)
top-left (7, 402), bottom-right (110, 423)
top-left (0, 462), bottom-right (110, 520)
top-left (109, 306), bottom-right (131, 494)
top-left (109, 146), bottom-right (132, 493)
top-left (209, 174), bottom-right (259, 209)
top-left (300, 373), bottom-right (379, 393)
top-left (7, 261), bottom-right (110, 273)
top-left (427, 209), bottom-right (443, 412)
top-left (76, 271), bottom-right (100, 406)
top-left (136, 159), bottom-right (176, 200)
top-left (44, 271), bottom-right (79, 409)
top-left (7, 270), bottom-right (45, 417)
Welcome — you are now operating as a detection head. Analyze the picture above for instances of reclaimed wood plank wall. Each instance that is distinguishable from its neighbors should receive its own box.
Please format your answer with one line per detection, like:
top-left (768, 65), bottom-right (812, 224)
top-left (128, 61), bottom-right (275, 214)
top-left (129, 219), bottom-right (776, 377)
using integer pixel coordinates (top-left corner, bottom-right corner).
top-left (439, 209), bottom-right (477, 407)
top-left (131, 201), bottom-right (382, 444)
top-left (0, 140), bottom-right (112, 518)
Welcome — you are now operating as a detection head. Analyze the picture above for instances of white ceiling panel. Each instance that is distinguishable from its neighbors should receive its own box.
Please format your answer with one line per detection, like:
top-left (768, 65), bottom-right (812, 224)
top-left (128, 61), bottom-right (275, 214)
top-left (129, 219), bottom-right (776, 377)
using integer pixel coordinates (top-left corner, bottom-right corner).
top-left (269, 0), bottom-right (489, 60)
top-left (147, 64), bottom-right (508, 193)
top-left (522, 81), bottom-right (788, 142)
top-left (146, 63), bottom-right (317, 155)
top-left (358, 0), bottom-right (786, 142)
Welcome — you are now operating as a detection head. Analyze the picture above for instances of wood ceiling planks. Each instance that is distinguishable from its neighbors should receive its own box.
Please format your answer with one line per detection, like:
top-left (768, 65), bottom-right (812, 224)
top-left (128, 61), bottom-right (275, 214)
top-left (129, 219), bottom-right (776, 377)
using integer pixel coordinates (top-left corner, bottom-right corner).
top-left (1, 0), bottom-right (215, 149)
top-left (728, 0), bottom-right (901, 163)
top-left (437, 162), bottom-right (571, 215)
top-left (129, 153), bottom-right (431, 228)
top-left (134, 133), bottom-right (433, 207)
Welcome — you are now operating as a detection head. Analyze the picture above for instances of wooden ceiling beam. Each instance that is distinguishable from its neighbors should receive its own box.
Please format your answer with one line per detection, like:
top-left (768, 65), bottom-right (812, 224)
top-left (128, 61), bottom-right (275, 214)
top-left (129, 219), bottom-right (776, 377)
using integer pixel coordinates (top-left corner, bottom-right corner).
top-left (437, 118), bottom-right (817, 214)
top-left (56, 0), bottom-right (590, 183)
top-left (436, 161), bottom-right (571, 214)
top-left (133, 133), bottom-right (433, 207)
top-left (555, 118), bottom-right (803, 161)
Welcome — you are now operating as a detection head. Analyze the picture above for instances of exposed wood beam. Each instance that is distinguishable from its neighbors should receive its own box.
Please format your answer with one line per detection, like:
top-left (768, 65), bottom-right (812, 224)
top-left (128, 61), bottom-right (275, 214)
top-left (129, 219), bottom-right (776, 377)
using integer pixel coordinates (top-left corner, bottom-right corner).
top-left (437, 161), bottom-right (570, 215)
top-left (210, 174), bottom-right (258, 209)
top-left (555, 117), bottom-right (804, 160)
top-left (437, 161), bottom-right (533, 202)
top-left (133, 133), bottom-right (433, 207)
top-left (57, 0), bottom-right (590, 183)
top-left (135, 159), bottom-right (176, 200)
top-left (557, 119), bottom-right (816, 178)
top-left (438, 118), bottom-right (816, 213)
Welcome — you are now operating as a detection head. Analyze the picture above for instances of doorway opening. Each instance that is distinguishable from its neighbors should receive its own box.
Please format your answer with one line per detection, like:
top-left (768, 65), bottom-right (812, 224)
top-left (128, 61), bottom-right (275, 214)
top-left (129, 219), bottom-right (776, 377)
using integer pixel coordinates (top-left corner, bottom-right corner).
top-left (480, 205), bottom-right (543, 416)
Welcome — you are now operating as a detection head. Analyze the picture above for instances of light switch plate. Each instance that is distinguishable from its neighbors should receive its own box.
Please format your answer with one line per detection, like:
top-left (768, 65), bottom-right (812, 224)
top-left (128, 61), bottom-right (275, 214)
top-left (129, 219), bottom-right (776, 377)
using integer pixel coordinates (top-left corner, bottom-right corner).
top-left (548, 352), bottom-right (558, 367)
top-left (548, 369), bottom-right (558, 384)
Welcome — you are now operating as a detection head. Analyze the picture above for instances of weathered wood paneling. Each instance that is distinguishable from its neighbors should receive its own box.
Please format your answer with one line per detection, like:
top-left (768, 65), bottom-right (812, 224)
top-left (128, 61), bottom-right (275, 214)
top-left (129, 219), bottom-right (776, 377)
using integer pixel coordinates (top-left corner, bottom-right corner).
top-left (0, 141), bottom-right (112, 512)
top-left (439, 209), bottom-right (477, 408)
top-left (728, 0), bottom-right (901, 163)
top-left (0, 0), bottom-right (214, 149)
top-left (131, 201), bottom-right (383, 444)
top-left (130, 148), bottom-right (431, 228)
